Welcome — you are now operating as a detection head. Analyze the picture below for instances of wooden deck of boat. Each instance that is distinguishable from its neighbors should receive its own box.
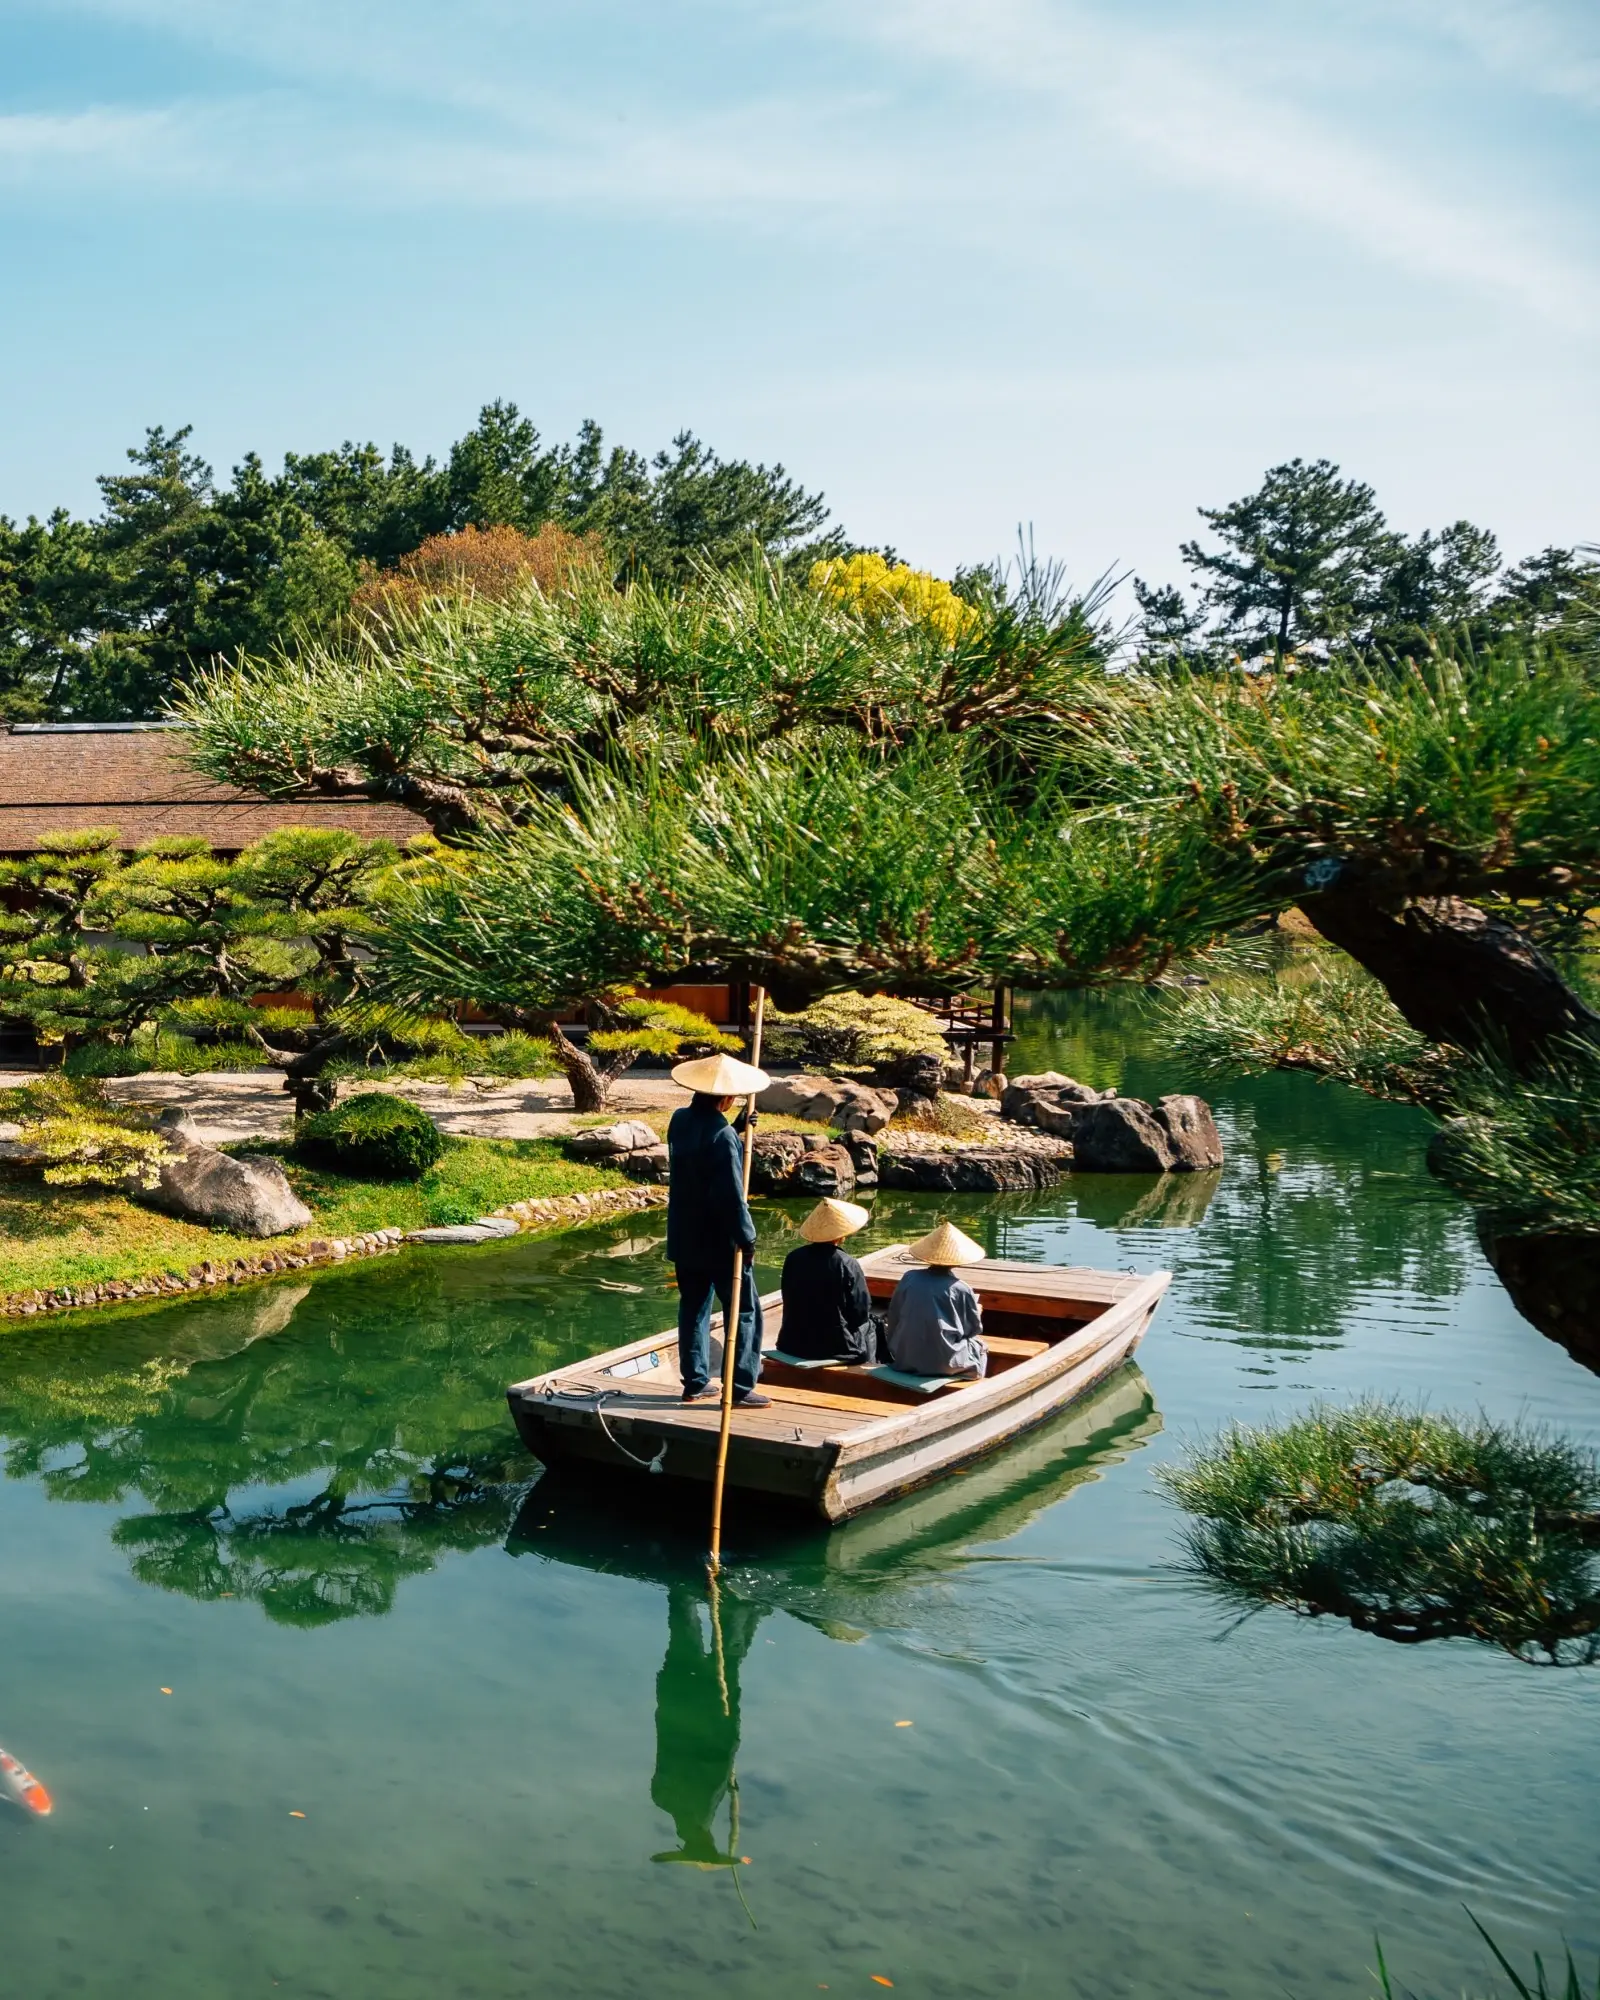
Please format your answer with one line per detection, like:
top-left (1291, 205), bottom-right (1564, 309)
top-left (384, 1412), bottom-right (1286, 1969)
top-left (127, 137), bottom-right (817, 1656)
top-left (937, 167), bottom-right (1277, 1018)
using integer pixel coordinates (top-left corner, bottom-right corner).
top-left (514, 1251), bottom-right (1149, 1451)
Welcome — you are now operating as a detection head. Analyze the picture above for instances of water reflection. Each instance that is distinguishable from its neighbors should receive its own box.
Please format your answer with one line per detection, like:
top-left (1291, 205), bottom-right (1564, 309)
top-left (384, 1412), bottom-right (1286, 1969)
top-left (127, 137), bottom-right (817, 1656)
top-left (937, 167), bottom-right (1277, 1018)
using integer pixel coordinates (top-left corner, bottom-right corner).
top-left (508, 1368), bottom-right (1158, 1889)
top-left (110, 1460), bottom-right (525, 1626)
top-left (650, 1583), bottom-right (765, 1869)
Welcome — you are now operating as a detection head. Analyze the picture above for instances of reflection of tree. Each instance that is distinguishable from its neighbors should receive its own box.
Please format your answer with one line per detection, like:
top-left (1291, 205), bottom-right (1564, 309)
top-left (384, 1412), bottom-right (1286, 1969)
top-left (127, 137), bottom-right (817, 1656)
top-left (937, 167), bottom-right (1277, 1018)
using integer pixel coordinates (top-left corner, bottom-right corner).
top-left (651, 1582), bottom-right (766, 1867)
top-left (0, 1266), bottom-right (556, 1622)
top-left (111, 1462), bottom-right (525, 1627)
top-left (1008, 987), bottom-right (1474, 1348)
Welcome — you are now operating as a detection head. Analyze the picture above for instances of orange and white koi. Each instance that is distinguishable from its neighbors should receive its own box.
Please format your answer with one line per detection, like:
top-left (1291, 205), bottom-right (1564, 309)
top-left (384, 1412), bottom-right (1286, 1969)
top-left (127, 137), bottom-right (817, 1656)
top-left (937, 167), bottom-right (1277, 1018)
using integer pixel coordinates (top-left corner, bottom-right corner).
top-left (0, 1747), bottom-right (52, 1818)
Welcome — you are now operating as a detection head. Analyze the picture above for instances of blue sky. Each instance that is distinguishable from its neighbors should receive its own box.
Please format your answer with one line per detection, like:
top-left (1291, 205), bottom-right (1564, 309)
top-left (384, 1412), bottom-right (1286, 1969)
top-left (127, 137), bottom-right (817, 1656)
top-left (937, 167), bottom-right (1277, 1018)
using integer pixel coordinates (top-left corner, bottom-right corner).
top-left (0, 0), bottom-right (1595, 586)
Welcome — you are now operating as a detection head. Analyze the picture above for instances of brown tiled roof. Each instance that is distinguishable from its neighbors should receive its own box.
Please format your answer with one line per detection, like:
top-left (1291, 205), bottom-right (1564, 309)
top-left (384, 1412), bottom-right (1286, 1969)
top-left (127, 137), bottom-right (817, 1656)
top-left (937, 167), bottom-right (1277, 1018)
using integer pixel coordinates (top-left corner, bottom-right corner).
top-left (0, 728), bottom-right (428, 852)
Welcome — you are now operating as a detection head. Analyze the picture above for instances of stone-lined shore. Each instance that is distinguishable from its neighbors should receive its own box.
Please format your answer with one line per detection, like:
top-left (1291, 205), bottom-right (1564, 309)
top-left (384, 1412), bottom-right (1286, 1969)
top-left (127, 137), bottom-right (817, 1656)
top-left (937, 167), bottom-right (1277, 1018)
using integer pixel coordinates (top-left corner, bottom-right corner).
top-left (0, 1184), bottom-right (669, 1324)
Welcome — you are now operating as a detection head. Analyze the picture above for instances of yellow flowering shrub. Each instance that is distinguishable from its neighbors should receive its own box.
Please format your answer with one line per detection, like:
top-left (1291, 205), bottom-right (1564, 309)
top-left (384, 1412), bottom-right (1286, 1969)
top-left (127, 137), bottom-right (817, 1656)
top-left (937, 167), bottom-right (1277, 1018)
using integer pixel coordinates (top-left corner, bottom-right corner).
top-left (809, 553), bottom-right (977, 642)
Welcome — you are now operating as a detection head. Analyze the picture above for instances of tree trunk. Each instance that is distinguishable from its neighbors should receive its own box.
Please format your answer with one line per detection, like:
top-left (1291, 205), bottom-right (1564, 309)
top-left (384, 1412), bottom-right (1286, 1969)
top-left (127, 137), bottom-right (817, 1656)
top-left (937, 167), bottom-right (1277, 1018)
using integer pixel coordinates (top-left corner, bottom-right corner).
top-left (1305, 888), bottom-right (1600, 1070)
top-left (545, 1024), bottom-right (610, 1112)
top-left (1475, 1220), bottom-right (1600, 1374)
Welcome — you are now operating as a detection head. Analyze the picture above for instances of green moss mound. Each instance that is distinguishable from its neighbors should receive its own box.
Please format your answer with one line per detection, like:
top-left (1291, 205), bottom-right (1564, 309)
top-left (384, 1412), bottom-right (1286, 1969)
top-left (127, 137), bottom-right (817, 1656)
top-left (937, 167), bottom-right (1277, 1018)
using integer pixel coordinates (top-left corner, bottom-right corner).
top-left (293, 1092), bottom-right (445, 1182)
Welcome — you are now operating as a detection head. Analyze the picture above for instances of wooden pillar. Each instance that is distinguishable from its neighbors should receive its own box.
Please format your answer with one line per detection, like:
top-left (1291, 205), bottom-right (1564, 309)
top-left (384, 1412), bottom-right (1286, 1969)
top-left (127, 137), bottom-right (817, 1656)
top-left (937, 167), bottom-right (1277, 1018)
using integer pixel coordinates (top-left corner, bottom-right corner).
top-left (989, 985), bottom-right (1010, 1076)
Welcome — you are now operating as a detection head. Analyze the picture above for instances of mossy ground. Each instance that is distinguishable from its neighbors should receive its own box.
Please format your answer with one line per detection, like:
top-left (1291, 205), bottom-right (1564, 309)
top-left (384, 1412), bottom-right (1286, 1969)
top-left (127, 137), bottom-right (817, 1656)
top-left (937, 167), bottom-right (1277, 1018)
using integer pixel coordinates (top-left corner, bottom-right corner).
top-left (0, 1137), bottom-right (628, 1303)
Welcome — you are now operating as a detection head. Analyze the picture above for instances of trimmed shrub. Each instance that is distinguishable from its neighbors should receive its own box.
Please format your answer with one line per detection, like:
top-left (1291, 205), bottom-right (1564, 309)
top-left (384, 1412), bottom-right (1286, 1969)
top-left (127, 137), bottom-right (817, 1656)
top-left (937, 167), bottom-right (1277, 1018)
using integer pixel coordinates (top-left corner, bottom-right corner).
top-left (293, 1092), bottom-right (445, 1182)
top-left (763, 992), bottom-right (947, 1077)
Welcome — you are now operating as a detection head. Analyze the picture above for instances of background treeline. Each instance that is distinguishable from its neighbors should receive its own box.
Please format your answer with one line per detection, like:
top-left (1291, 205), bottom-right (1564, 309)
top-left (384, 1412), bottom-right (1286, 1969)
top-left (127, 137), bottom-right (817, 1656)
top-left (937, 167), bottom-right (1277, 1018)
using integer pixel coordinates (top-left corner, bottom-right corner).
top-left (0, 401), bottom-right (842, 722)
top-left (2, 411), bottom-right (1592, 721)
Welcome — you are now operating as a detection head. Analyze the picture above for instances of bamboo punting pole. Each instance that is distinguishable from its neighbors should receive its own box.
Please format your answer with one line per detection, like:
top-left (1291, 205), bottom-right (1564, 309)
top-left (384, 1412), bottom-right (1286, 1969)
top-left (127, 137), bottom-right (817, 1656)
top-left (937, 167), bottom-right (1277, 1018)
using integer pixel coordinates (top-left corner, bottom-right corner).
top-left (708, 984), bottom-right (765, 1576)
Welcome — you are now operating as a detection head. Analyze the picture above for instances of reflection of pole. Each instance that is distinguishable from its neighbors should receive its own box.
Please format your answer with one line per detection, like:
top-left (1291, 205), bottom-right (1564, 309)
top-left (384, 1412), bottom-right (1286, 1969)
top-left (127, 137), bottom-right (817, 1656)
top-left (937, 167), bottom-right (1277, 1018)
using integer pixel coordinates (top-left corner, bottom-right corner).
top-left (708, 985), bottom-right (765, 1577)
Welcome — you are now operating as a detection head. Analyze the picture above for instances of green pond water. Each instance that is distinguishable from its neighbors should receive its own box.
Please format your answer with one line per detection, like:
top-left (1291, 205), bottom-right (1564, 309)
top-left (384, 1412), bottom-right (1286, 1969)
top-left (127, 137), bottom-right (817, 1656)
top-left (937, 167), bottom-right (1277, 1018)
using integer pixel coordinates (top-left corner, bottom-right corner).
top-left (2, 991), bottom-right (1597, 1999)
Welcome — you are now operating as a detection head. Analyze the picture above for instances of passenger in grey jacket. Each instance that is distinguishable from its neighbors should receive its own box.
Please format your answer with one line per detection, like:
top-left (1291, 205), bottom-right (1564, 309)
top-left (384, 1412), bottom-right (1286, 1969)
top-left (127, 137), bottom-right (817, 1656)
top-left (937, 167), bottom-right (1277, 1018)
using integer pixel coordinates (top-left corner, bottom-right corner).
top-left (884, 1220), bottom-right (988, 1378)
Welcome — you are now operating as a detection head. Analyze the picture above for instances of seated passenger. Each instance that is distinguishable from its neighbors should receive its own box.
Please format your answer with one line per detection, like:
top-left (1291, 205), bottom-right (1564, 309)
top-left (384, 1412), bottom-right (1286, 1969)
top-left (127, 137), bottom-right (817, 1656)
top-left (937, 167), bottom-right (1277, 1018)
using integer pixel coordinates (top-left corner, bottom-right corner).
top-left (779, 1198), bottom-right (875, 1364)
top-left (885, 1221), bottom-right (987, 1378)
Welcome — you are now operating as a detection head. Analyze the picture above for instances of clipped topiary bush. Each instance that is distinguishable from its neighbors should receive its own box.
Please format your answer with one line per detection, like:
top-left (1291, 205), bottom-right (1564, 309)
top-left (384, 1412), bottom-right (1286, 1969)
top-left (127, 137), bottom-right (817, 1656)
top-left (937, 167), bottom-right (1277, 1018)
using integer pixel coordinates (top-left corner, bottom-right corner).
top-left (293, 1091), bottom-right (445, 1181)
top-left (763, 991), bottom-right (948, 1078)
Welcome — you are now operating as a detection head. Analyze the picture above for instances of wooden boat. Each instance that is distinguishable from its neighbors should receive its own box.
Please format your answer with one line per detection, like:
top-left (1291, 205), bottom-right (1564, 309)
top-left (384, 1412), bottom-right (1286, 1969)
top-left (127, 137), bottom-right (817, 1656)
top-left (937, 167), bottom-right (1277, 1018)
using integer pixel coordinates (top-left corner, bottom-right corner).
top-left (507, 1245), bottom-right (1170, 1523)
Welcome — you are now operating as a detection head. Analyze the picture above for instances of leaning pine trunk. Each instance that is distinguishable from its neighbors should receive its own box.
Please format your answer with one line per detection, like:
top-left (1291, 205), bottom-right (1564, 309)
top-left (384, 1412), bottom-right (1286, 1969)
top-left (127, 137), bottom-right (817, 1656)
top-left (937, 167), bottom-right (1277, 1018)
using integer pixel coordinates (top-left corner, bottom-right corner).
top-left (1306, 888), bottom-right (1600, 1071)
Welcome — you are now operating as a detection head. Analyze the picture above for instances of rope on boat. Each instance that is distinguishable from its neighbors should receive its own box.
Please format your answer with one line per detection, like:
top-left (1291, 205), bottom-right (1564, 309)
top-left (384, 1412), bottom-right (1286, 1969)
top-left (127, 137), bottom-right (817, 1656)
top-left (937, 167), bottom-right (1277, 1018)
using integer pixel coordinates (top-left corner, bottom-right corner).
top-left (592, 1392), bottom-right (668, 1474)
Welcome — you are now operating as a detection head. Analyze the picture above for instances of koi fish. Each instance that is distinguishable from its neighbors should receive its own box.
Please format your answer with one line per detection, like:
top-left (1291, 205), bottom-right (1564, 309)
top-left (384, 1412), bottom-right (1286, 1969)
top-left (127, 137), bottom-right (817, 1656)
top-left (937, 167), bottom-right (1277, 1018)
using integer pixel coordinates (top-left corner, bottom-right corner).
top-left (0, 1747), bottom-right (52, 1818)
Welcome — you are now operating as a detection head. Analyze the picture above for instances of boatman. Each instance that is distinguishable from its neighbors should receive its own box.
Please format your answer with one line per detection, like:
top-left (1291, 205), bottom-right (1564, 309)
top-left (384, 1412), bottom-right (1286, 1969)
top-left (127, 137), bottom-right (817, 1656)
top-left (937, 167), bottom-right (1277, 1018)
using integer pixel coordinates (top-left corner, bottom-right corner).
top-left (779, 1197), bottom-right (876, 1364)
top-left (667, 1051), bottom-right (773, 1409)
top-left (885, 1221), bottom-right (988, 1378)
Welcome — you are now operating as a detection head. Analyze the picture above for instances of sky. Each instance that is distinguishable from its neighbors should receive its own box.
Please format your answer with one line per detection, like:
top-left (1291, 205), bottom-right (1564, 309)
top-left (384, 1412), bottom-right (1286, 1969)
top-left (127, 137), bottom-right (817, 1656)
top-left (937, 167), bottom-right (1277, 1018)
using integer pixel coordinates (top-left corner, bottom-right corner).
top-left (0, 0), bottom-right (1595, 589)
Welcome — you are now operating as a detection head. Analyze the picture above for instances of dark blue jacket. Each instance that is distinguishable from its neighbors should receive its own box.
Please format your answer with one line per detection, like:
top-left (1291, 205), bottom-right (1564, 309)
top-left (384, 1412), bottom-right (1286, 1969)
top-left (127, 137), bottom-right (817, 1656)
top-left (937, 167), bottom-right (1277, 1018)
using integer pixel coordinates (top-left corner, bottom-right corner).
top-left (666, 1095), bottom-right (756, 1267)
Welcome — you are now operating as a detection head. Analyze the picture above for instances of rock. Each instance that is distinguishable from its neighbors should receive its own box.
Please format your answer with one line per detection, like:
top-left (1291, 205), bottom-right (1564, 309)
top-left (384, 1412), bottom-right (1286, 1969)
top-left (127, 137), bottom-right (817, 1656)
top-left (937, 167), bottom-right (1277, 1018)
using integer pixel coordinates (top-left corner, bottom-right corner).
top-left (407, 1224), bottom-right (499, 1244)
top-left (133, 1136), bottom-right (313, 1237)
top-left (832, 1089), bottom-right (896, 1136)
top-left (1065, 1091), bottom-right (1222, 1174)
top-left (837, 1133), bottom-right (881, 1187)
top-left (1155, 1094), bottom-right (1224, 1171)
top-left (475, 1216), bottom-right (520, 1237)
top-left (880, 1148), bottom-right (1062, 1194)
top-left (566, 1120), bottom-right (659, 1159)
top-left (972, 1070), bottom-right (1006, 1101)
top-left (790, 1143), bottom-right (856, 1196)
top-left (1000, 1073), bottom-right (1104, 1126)
top-left (1031, 1099), bottom-right (1086, 1140)
top-left (748, 1130), bottom-right (806, 1192)
top-left (620, 1145), bottom-right (671, 1183)
top-left (757, 1076), bottom-right (848, 1119)
top-left (872, 1050), bottom-right (945, 1100)
top-left (756, 1075), bottom-right (896, 1133)
top-left (1068, 1098), bottom-right (1177, 1173)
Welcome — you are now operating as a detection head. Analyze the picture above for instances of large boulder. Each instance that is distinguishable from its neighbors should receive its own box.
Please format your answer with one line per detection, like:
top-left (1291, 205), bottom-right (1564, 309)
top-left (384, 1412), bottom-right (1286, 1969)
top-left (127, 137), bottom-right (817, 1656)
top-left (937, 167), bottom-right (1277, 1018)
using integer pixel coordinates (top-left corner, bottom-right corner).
top-left (790, 1143), bottom-right (857, 1196)
top-left (1000, 1073), bottom-right (1106, 1127)
top-left (1069, 1098), bottom-right (1178, 1173)
top-left (832, 1088), bottom-right (894, 1136)
top-left (755, 1075), bottom-right (896, 1134)
top-left (1155, 1094), bottom-right (1224, 1171)
top-left (747, 1130), bottom-right (807, 1193)
top-left (837, 1132), bottom-right (881, 1188)
top-left (1069, 1094), bottom-right (1224, 1173)
top-left (133, 1125), bottom-right (314, 1238)
top-left (619, 1146), bottom-right (671, 1183)
top-left (871, 1050), bottom-right (945, 1101)
top-left (566, 1120), bottom-right (660, 1160)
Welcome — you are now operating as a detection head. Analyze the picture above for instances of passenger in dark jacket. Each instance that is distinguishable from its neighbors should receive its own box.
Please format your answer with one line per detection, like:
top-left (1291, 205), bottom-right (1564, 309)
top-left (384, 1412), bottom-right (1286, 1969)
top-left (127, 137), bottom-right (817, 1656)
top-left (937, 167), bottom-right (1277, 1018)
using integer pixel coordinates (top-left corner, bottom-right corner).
top-left (779, 1197), bottom-right (875, 1364)
top-left (666, 1053), bottom-right (771, 1405)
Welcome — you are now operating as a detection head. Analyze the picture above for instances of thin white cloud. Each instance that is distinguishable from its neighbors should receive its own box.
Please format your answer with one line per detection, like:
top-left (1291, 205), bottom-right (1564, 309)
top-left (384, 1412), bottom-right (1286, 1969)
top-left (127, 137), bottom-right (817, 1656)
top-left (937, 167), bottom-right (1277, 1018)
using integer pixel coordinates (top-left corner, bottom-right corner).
top-left (828, 0), bottom-right (1598, 325)
top-left (6, 0), bottom-right (1596, 326)
top-left (1396, 0), bottom-right (1600, 111)
top-left (0, 106), bottom-right (175, 163)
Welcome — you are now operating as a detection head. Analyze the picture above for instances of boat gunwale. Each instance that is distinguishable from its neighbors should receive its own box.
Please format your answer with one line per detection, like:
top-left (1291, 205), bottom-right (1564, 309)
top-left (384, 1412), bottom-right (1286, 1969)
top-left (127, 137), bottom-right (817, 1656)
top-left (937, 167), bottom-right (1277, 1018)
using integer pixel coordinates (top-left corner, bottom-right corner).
top-left (827, 1269), bottom-right (1171, 1461)
top-left (508, 1252), bottom-right (1171, 1461)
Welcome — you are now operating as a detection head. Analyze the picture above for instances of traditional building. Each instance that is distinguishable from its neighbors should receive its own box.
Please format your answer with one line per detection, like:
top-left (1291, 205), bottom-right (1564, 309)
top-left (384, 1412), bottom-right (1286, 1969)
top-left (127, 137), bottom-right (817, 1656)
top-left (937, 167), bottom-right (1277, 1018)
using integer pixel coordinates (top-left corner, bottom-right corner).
top-left (0, 722), bottom-right (427, 854)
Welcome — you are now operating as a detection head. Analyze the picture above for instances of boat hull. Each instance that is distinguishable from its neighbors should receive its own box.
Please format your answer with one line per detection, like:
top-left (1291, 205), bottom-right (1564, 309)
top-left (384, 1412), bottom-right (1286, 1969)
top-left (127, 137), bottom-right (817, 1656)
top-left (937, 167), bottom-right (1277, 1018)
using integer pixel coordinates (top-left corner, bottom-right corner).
top-left (508, 1255), bottom-right (1171, 1524)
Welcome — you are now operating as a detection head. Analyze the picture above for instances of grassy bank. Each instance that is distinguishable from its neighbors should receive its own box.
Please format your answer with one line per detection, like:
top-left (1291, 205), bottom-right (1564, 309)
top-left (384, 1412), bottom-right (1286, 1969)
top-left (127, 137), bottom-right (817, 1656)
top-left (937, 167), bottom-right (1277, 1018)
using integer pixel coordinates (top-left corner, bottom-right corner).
top-left (0, 1136), bottom-right (630, 1303)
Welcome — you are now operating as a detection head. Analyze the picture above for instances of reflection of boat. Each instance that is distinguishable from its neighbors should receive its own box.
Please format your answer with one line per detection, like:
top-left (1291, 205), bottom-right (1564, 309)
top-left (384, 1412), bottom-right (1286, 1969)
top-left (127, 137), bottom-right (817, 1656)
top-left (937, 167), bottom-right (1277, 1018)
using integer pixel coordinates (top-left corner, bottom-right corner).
top-left (508, 1248), bottom-right (1169, 1523)
top-left (0, 1746), bottom-right (52, 1818)
top-left (506, 1361), bottom-right (1161, 1592)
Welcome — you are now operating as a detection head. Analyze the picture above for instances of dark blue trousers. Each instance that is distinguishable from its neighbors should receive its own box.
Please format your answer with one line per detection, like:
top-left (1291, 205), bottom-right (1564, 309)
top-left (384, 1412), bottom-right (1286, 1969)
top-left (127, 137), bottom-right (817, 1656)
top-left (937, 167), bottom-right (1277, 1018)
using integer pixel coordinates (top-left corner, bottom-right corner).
top-left (675, 1260), bottom-right (762, 1398)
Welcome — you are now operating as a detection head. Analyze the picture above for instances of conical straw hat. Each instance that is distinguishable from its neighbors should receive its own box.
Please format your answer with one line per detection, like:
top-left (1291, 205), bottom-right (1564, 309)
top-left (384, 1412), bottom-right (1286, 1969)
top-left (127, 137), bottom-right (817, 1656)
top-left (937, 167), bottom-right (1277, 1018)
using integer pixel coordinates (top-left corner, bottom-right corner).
top-left (671, 1052), bottom-right (770, 1095)
top-left (799, 1197), bottom-right (870, 1244)
top-left (909, 1220), bottom-right (986, 1267)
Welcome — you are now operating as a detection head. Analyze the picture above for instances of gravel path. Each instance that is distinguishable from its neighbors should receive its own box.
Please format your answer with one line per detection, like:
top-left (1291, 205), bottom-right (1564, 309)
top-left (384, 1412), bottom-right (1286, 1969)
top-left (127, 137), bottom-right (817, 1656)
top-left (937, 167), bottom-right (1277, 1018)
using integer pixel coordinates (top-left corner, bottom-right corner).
top-left (0, 1067), bottom-right (695, 1148)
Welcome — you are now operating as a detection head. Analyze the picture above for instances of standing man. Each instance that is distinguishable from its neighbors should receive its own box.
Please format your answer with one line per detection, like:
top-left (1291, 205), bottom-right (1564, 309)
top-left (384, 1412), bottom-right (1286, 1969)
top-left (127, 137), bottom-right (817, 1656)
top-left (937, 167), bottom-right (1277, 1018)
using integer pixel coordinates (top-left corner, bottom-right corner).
top-left (667, 1052), bottom-right (772, 1409)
